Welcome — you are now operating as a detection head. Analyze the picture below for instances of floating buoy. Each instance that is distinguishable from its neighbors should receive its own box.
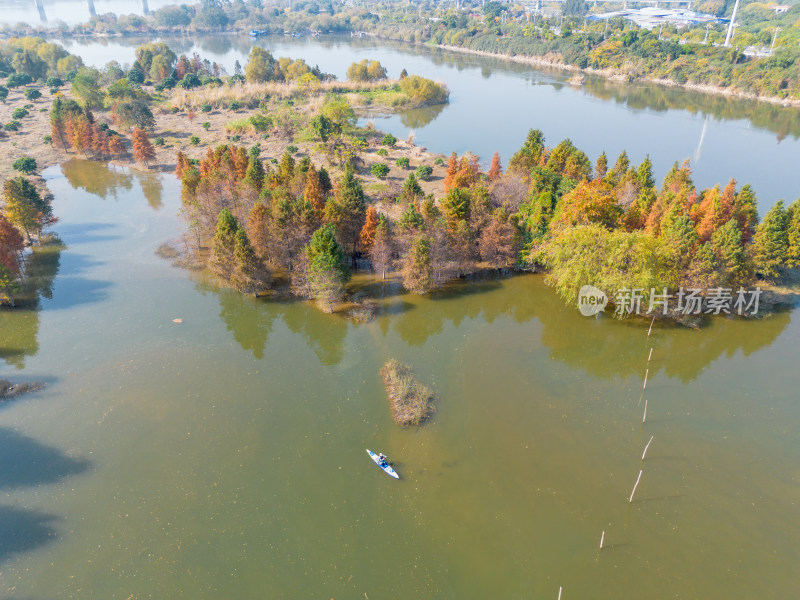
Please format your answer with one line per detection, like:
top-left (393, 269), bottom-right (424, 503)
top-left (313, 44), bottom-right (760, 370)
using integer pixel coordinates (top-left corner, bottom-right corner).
top-left (172, 318), bottom-right (183, 323)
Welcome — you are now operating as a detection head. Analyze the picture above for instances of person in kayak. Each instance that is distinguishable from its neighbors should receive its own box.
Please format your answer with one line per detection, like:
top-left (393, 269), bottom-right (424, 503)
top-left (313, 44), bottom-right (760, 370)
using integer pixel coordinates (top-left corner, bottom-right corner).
top-left (378, 453), bottom-right (388, 464)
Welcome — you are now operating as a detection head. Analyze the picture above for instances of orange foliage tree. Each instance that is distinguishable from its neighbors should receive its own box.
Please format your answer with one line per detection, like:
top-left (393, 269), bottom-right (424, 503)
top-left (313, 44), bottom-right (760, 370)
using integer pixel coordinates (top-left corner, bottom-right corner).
top-left (487, 151), bottom-right (503, 181)
top-left (132, 128), bottom-right (156, 167)
top-left (360, 205), bottom-right (379, 252)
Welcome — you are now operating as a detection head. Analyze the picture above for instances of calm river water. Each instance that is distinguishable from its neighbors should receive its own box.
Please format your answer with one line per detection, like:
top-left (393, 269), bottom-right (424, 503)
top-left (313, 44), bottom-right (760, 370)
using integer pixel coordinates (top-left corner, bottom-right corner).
top-left (0, 35), bottom-right (799, 599)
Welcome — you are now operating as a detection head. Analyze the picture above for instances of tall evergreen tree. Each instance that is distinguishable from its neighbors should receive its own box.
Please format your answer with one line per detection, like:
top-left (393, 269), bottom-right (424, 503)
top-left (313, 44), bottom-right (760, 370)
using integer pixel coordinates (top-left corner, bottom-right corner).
top-left (244, 154), bottom-right (265, 192)
top-left (595, 151), bottom-right (608, 180)
top-left (324, 169), bottom-right (366, 258)
top-left (786, 199), bottom-right (800, 269)
top-left (751, 201), bottom-right (788, 281)
top-left (209, 208), bottom-right (240, 281)
top-left (508, 129), bottom-right (545, 174)
top-left (402, 236), bottom-right (433, 294)
top-left (231, 228), bottom-right (269, 294)
top-left (305, 223), bottom-right (351, 311)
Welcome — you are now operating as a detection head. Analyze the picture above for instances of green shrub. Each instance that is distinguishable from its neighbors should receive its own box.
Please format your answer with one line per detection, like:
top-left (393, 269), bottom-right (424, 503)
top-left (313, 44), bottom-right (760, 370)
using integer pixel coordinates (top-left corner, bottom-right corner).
top-left (190, 135), bottom-right (200, 145)
top-left (287, 145), bottom-right (298, 154)
top-left (371, 163), bottom-right (390, 178)
top-left (434, 157), bottom-right (445, 166)
top-left (43, 134), bottom-right (52, 145)
top-left (399, 75), bottom-right (449, 106)
top-left (45, 76), bottom-right (63, 88)
top-left (23, 88), bottom-right (41, 101)
top-left (202, 121), bottom-right (211, 130)
top-left (6, 73), bottom-right (32, 88)
top-left (415, 165), bottom-right (433, 181)
top-left (377, 148), bottom-right (388, 156)
top-left (231, 134), bottom-right (241, 142)
top-left (179, 73), bottom-right (201, 89)
top-left (381, 133), bottom-right (397, 147)
top-left (154, 136), bottom-right (165, 146)
top-left (3, 121), bottom-right (19, 132)
top-left (12, 108), bottom-right (28, 119)
top-left (396, 157), bottom-right (410, 168)
top-left (0, 86), bottom-right (7, 102)
top-left (250, 114), bottom-right (272, 131)
top-left (12, 157), bottom-right (37, 174)
top-left (229, 100), bottom-right (242, 110)
top-left (128, 68), bottom-right (145, 84)
top-left (49, 88), bottom-right (59, 95)
top-left (200, 102), bottom-right (212, 113)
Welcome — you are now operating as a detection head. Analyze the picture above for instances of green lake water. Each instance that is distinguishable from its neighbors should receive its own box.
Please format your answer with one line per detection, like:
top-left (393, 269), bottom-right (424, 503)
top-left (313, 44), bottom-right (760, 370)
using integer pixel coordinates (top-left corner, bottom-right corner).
top-left (0, 161), bottom-right (798, 598)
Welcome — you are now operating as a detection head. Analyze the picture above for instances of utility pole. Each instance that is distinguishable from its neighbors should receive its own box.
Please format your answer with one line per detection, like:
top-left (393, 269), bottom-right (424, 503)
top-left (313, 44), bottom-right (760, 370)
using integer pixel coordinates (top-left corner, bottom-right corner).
top-left (703, 23), bottom-right (710, 45)
top-left (724, 0), bottom-right (740, 47)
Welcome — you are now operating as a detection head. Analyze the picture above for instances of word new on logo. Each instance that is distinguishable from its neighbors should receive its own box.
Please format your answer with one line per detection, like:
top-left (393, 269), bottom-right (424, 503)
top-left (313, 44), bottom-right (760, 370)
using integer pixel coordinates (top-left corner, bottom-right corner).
top-left (578, 285), bottom-right (608, 317)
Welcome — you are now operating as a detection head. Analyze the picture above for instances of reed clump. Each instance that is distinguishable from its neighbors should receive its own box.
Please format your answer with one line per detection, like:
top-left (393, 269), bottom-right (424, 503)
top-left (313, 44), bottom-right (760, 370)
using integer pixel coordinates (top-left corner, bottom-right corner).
top-left (380, 359), bottom-right (434, 426)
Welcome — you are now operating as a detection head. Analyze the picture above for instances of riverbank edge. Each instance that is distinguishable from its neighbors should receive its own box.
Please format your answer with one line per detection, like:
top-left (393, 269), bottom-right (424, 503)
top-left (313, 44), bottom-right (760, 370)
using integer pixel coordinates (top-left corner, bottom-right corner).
top-left (379, 37), bottom-right (800, 108)
top-left (17, 28), bottom-right (800, 107)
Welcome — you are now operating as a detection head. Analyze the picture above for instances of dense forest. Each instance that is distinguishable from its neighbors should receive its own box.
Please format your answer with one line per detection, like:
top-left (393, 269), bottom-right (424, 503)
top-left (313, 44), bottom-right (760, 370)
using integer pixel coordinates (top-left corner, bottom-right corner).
top-left (175, 93), bottom-right (800, 316)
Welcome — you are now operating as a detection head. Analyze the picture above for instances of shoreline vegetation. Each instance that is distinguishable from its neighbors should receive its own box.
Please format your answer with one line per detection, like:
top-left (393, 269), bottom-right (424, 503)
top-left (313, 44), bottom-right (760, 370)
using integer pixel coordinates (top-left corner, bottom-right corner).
top-left (1, 0), bottom-right (799, 106)
top-left (380, 359), bottom-right (435, 427)
top-left (432, 43), bottom-right (800, 108)
top-left (1, 37), bottom-right (799, 324)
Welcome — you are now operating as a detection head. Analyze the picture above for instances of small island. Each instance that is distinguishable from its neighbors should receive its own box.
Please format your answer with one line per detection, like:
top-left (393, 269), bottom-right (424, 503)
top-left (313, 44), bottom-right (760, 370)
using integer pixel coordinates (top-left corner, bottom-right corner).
top-left (380, 359), bottom-right (435, 427)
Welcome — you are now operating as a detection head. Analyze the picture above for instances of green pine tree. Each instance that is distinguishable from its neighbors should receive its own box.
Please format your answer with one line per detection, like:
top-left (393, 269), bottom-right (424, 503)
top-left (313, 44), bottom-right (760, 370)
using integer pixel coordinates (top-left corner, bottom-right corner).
top-left (751, 201), bottom-right (788, 281)
top-left (244, 155), bottom-right (265, 192)
top-left (209, 208), bottom-right (240, 281)
top-left (784, 199), bottom-right (800, 269)
top-left (401, 236), bottom-right (433, 294)
top-left (231, 228), bottom-right (269, 294)
top-left (306, 223), bottom-right (351, 311)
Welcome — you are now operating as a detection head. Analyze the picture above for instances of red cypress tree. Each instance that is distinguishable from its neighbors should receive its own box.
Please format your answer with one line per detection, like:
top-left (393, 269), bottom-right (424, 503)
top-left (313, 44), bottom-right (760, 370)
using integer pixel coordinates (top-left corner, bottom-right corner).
top-left (63, 118), bottom-right (76, 152)
top-left (108, 134), bottom-right (127, 160)
top-left (92, 124), bottom-right (109, 160)
top-left (360, 205), bottom-right (379, 252)
top-left (443, 152), bottom-right (458, 192)
top-left (234, 146), bottom-right (249, 180)
top-left (176, 151), bottom-right (190, 179)
top-left (304, 164), bottom-right (325, 213)
top-left (131, 128), bottom-right (156, 168)
top-left (487, 151), bottom-right (503, 181)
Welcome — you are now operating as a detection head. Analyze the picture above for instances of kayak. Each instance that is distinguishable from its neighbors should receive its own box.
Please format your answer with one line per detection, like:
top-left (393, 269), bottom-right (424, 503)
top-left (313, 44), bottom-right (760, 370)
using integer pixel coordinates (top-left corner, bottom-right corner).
top-left (366, 449), bottom-right (400, 479)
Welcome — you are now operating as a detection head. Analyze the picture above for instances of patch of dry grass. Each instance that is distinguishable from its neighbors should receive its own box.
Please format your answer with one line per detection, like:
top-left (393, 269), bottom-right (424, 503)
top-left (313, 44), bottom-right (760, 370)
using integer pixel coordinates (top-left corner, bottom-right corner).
top-left (380, 359), bottom-right (435, 427)
top-left (169, 79), bottom-right (405, 110)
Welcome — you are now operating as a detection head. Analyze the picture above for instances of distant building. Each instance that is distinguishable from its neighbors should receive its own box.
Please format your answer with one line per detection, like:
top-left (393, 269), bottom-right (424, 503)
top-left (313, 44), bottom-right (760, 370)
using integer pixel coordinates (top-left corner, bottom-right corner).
top-left (772, 4), bottom-right (790, 12)
top-left (587, 7), bottom-right (727, 29)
